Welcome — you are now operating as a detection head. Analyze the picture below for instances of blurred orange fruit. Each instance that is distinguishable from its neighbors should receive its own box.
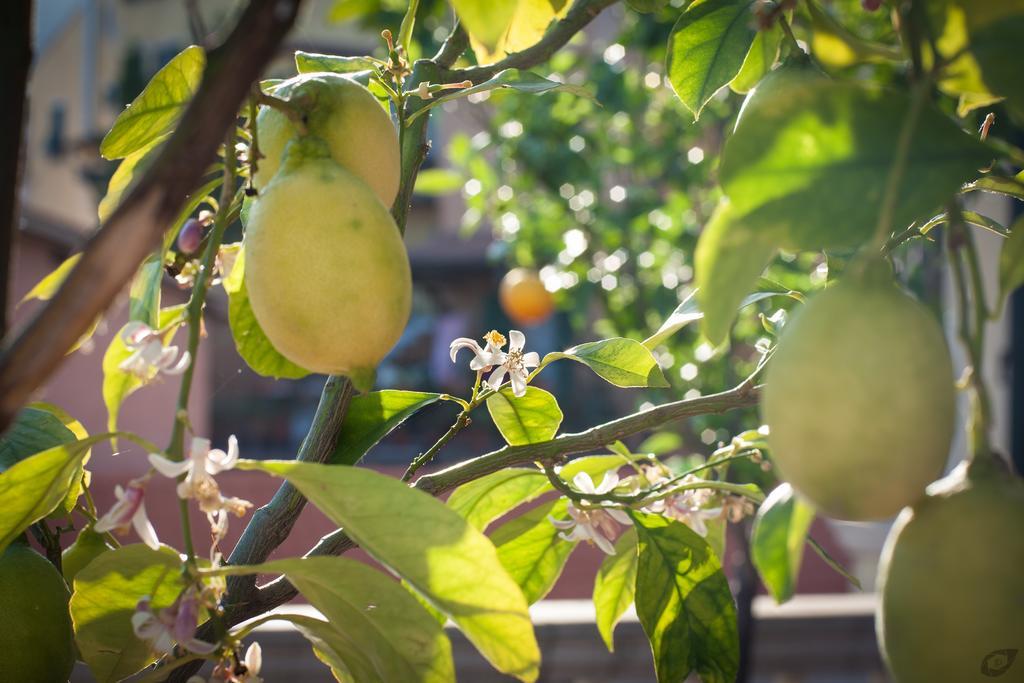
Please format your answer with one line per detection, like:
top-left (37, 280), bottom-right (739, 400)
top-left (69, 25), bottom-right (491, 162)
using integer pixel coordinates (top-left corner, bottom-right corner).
top-left (499, 268), bottom-right (554, 326)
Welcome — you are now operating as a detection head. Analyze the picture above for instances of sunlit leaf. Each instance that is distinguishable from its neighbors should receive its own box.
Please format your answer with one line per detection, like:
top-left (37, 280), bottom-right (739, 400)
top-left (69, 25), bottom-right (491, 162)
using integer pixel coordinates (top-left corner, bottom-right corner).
top-left (447, 468), bottom-right (551, 531)
top-left (644, 287), bottom-right (790, 350)
top-left (20, 254), bottom-right (81, 303)
top-left (492, 499), bottom-right (575, 604)
top-left (750, 483), bottom-right (815, 604)
top-left (543, 338), bottom-right (668, 388)
top-left (332, 390), bottom-right (442, 465)
top-left (730, 23), bottom-right (782, 94)
top-left (70, 544), bottom-right (185, 683)
top-left (100, 45), bottom-right (205, 159)
top-left (486, 386), bottom-right (563, 446)
top-left (667, 0), bottom-right (758, 119)
top-left (236, 460), bottom-right (540, 682)
top-left (414, 168), bottom-right (465, 196)
top-left (128, 253), bottom-right (164, 330)
top-left (295, 50), bottom-right (379, 74)
top-left (593, 528), bottom-right (638, 651)
top-left (99, 135), bottom-right (168, 223)
top-left (632, 512), bottom-right (739, 683)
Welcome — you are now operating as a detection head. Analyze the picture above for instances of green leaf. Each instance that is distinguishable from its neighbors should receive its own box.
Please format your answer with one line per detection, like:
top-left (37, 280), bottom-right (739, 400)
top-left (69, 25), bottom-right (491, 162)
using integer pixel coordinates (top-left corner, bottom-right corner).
top-left (963, 175), bottom-right (1024, 202)
top-left (128, 253), bottom-right (164, 330)
top-left (0, 436), bottom-right (112, 555)
top-left (750, 483), bottom-right (815, 604)
top-left (999, 215), bottom-right (1024, 311)
top-left (666, 0), bottom-right (758, 119)
top-left (20, 254), bottom-right (81, 303)
top-left (70, 544), bottom-right (185, 683)
top-left (244, 557), bottom-right (454, 682)
top-left (644, 286), bottom-right (790, 350)
top-left (272, 613), bottom-right (358, 682)
top-left (331, 390), bottom-right (442, 465)
top-left (720, 78), bottom-right (992, 251)
top-left (294, 50), bottom-right (379, 74)
top-left (414, 168), bottom-right (465, 196)
top-left (449, 0), bottom-right (517, 59)
top-left (694, 201), bottom-right (779, 345)
top-left (100, 45), bottom-right (205, 159)
top-left (959, 2), bottom-right (1024, 119)
top-left (1, 405), bottom-right (90, 516)
top-left (447, 468), bottom-right (551, 531)
top-left (226, 247), bottom-right (310, 380)
top-left (492, 499), bottom-right (575, 604)
top-left (486, 386), bottom-right (563, 446)
top-left (632, 512), bottom-right (739, 683)
top-left (235, 460), bottom-right (541, 682)
top-left (593, 528), bottom-right (638, 652)
top-left (98, 135), bottom-right (167, 223)
top-left (103, 305), bottom-right (187, 432)
top-left (544, 338), bottom-right (669, 388)
top-left (420, 69), bottom-right (593, 117)
top-left (730, 23), bottom-right (782, 94)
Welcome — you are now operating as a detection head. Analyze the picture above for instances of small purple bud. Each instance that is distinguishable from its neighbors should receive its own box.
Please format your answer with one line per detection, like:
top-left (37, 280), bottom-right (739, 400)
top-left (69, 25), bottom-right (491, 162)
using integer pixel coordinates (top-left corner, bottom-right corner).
top-left (177, 218), bottom-right (203, 254)
top-left (861, 0), bottom-right (882, 10)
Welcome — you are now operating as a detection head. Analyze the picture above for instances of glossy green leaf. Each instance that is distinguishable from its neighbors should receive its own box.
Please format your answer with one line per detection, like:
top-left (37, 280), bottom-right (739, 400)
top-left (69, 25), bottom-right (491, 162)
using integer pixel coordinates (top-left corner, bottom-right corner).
top-left (236, 460), bottom-right (540, 682)
top-left (501, 0), bottom-right (571, 58)
top-left (294, 50), bottom-right (379, 74)
top-left (492, 499), bottom-right (575, 604)
top-left (0, 435), bottom-right (113, 555)
top-left (720, 78), bottom-right (992, 251)
top-left (632, 512), bottom-right (739, 683)
top-left (226, 247), bottom-right (310, 380)
top-left (730, 23), bottom-right (782, 94)
top-left (331, 390), bottom-right (442, 465)
top-left (999, 215), bottom-right (1024, 311)
top-left (544, 338), bottom-right (669, 388)
top-left (70, 544), bottom-right (185, 683)
top-left (128, 253), bottom-right (164, 330)
top-left (103, 305), bottom-right (187, 432)
top-left (963, 175), bottom-right (1024, 202)
top-left (644, 286), bottom-right (790, 350)
top-left (100, 45), bottom-right (205, 159)
top-left (233, 557), bottom-right (454, 682)
top-left (593, 528), bottom-right (638, 652)
top-left (694, 202), bottom-right (779, 345)
top-left (415, 168), bottom-right (465, 196)
top-left (447, 468), bottom-right (551, 531)
top-left (20, 254), bottom-right (81, 303)
top-left (750, 483), bottom-right (815, 604)
top-left (486, 386), bottom-right (563, 446)
top-left (667, 0), bottom-right (757, 119)
top-left (98, 135), bottom-right (167, 223)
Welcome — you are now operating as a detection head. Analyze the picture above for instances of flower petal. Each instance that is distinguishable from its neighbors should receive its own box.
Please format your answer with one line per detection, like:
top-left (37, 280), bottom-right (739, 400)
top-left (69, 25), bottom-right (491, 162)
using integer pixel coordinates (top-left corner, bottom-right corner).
top-left (509, 370), bottom-right (527, 397)
top-left (132, 502), bottom-right (161, 550)
top-left (486, 365), bottom-right (508, 390)
top-left (521, 351), bottom-right (540, 368)
top-left (148, 453), bottom-right (190, 478)
top-left (572, 471), bottom-right (597, 494)
top-left (508, 330), bottom-right (526, 352)
top-left (449, 338), bottom-right (483, 363)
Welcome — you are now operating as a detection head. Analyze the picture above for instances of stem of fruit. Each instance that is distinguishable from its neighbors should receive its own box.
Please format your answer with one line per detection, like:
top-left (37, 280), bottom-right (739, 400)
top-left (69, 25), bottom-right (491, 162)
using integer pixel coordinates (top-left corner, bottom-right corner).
top-left (869, 80), bottom-right (929, 254)
top-left (168, 131), bottom-right (237, 567)
top-left (945, 205), bottom-right (995, 466)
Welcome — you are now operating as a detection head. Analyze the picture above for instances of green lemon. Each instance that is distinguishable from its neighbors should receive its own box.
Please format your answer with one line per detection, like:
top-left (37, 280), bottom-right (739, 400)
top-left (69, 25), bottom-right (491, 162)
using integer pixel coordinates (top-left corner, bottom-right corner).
top-left (761, 263), bottom-right (955, 520)
top-left (0, 541), bottom-right (75, 682)
top-left (877, 464), bottom-right (1024, 682)
top-left (245, 137), bottom-right (411, 385)
top-left (61, 528), bottom-right (114, 585)
top-left (254, 72), bottom-right (399, 207)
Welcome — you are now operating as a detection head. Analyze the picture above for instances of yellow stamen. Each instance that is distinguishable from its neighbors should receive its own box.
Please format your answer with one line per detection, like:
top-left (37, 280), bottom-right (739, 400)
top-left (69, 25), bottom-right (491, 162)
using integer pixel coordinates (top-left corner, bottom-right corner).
top-left (484, 330), bottom-right (506, 347)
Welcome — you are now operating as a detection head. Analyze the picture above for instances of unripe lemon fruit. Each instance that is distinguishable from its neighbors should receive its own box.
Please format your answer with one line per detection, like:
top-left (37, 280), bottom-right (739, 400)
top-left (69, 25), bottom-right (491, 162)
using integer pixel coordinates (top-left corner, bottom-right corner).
top-left (499, 268), bottom-right (554, 326)
top-left (245, 137), bottom-right (411, 387)
top-left (761, 263), bottom-right (955, 520)
top-left (254, 72), bottom-right (399, 207)
top-left (0, 541), bottom-right (75, 682)
top-left (877, 464), bottom-right (1024, 683)
top-left (62, 528), bottom-right (114, 585)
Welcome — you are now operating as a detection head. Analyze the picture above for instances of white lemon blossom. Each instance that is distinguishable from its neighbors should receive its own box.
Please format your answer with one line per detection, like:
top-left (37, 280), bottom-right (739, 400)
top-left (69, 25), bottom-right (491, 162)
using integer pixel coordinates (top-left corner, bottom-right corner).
top-left (132, 587), bottom-right (216, 656)
top-left (119, 321), bottom-right (191, 380)
top-left (94, 476), bottom-right (160, 550)
top-left (149, 436), bottom-right (252, 542)
top-left (643, 469), bottom-right (722, 537)
top-left (549, 472), bottom-right (632, 555)
top-left (449, 329), bottom-right (539, 397)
